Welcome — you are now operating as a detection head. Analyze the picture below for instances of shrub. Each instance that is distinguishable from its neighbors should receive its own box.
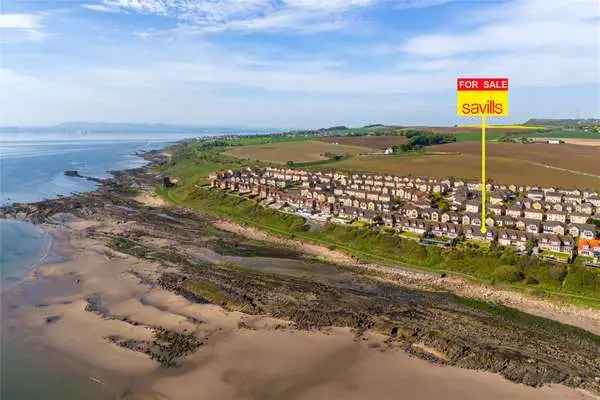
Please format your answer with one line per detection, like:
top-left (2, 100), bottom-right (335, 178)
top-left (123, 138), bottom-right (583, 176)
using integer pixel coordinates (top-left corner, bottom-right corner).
top-left (525, 276), bottom-right (539, 285)
top-left (493, 265), bottom-right (524, 283)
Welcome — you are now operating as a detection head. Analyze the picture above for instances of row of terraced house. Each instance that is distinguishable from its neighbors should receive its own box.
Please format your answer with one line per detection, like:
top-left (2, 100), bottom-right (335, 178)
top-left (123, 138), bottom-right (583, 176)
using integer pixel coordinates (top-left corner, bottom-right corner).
top-left (208, 167), bottom-right (600, 265)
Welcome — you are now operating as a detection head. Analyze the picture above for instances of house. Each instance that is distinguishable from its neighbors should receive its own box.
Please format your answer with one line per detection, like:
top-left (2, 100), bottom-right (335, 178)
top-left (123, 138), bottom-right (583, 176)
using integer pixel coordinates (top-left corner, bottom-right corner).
top-left (403, 219), bottom-right (429, 236)
top-left (489, 205), bottom-right (504, 216)
top-left (545, 192), bottom-right (563, 203)
top-left (464, 226), bottom-right (484, 241)
top-left (524, 209), bottom-right (543, 221)
top-left (569, 213), bottom-right (590, 224)
top-left (539, 234), bottom-right (574, 260)
top-left (538, 234), bottom-right (562, 252)
top-left (489, 191), bottom-right (512, 205)
top-left (587, 195), bottom-right (600, 208)
top-left (542, 221), bottom-right (565, 236)
top-left (495, 216), bottom-right (516, 228)
top-left (568, 223), bottom-right (598, 240)
top-left (524, 219), bottom-right (542, 235)
top-left (405, 207), bottom-right (420, 219)
top-left (575, 203), bottom-right (595, 215)
top-left (465, 200), bottom-right (480, 213)
top-left (578, 239), bottom-right (600, 259)
top-left (506, 206), bottom-right (523, 218)
top-left (546, 211), bottom-right (567, 223)
top-left (498, 229), bottom-right (528, 251)
top-left (526, 190), bottom-right (544, 201)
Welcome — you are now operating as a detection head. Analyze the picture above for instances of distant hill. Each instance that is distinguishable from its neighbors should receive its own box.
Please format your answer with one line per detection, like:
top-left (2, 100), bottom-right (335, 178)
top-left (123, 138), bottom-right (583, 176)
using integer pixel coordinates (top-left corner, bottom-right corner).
top-left (0, 122), bottom-right (278, 135)
top-left (524, 118), bottom-right (600, 128)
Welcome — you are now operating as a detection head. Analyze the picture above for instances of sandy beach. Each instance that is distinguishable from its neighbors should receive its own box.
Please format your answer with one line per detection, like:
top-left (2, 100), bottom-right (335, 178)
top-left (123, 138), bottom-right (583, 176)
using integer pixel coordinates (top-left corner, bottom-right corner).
top-left (2, 215), bottom-right (599, 400)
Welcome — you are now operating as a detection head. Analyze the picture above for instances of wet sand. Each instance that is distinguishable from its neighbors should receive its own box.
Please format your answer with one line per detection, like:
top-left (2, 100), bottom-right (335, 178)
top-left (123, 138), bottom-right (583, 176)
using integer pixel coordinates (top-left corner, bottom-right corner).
top-left (3, 218), bottom-right (599, 400)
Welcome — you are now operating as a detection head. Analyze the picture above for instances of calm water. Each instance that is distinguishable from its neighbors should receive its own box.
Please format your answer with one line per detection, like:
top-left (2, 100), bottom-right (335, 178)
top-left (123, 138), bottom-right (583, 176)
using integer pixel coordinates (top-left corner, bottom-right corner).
top-left (0, 134), bottom-right (185, 206)
top-left (0, 133), bottom-right (190, 400)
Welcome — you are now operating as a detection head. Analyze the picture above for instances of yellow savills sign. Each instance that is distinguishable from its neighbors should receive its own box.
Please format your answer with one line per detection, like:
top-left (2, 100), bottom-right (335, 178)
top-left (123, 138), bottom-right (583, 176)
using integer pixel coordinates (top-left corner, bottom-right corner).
top-left (456, 77), bottom-right (509, 234)
top-left (457, 78), bottom-right (509, 116)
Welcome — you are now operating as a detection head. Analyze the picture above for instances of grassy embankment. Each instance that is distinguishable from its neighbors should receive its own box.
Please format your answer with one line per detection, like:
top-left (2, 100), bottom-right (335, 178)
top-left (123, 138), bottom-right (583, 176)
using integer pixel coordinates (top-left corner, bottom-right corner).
top-left (156, 140), bottom-right (600, 309)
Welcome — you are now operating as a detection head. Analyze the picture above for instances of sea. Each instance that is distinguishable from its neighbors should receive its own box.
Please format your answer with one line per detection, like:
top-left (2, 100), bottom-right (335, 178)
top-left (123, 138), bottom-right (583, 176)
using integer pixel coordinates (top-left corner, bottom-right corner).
top-left (0, 132), bottom-right (196, 399)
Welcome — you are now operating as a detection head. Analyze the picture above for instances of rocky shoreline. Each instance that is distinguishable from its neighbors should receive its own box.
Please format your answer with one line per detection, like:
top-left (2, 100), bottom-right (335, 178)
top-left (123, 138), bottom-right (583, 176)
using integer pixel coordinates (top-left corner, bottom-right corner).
top-left (2, 148), bottom-right (600, 398)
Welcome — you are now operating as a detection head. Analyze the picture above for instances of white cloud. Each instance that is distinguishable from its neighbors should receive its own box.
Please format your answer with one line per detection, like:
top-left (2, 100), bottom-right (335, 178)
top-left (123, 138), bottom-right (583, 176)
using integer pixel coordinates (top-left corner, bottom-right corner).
top-left (0, 13), bottom-right (42, 29)
top-left (0, 13), bottom-right (46, 41)
top-left (81, 4), bottom-right (122, 13)
top-left (82, 0), bottom-right (381, 33)
top-left (384, 0), bottom-right (600, 89)
top-left (400, 0), bottom-right (599, 57)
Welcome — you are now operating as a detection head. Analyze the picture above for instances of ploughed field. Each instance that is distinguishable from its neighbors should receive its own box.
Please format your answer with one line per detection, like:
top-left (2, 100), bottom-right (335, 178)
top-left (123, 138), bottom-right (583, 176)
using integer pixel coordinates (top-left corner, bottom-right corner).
top-left (4, 164), bottom-right (600, 394)
top-left (429, 142), bottom-right (600, 177)
top-left (317, 135), bottom-right (407, 149)
top-left (313, 141), bottom-right (600, 189)
top-left (223, 140), bottom-right (371, 163)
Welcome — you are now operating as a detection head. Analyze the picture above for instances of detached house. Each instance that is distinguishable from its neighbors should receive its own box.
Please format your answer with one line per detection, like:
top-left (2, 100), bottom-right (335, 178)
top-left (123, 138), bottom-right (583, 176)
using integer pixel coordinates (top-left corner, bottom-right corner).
top-left (542, 221), bottom-right (565, 236)
top-left (546, 211), bottom-right (567, 223)
top-left (524, 209), bottom-right (544, 221)
top-left (465, 200), bottom-right (481, 213)
top-left (538, 234), bottom-right (574, 259)
top-left (545, 192), bottom-right (563, 203)
top-left (498, 229), bottom-right (529, 251)
top-left (568, 224), bottom-right (598, 240)
top-left (569, 213), bottom-right (590, 224)
top-left (578, 239), bottom-right (600, 260)
top-left (506, 206), bottom-right (523, 219)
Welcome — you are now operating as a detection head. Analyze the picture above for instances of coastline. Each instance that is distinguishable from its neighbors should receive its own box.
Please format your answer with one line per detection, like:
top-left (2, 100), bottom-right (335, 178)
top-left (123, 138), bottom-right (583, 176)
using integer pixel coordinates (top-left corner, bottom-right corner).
top-left (212, 219), bottom-right (600, 336)
top-left (4, 218), bottom-right (598, 400)
top-left (1, 146), bottom-right (600, 399)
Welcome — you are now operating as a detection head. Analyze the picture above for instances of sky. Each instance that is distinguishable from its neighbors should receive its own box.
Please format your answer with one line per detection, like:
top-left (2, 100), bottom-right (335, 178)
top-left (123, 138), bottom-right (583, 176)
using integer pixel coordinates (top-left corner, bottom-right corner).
top-left (0, 0), bottom-right (599, 128)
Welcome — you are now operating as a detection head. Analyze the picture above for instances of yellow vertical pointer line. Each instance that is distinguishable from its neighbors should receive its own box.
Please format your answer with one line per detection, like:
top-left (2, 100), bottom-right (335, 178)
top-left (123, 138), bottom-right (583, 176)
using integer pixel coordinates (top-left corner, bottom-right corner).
top-left (480, 115), bottom-right (487, 234)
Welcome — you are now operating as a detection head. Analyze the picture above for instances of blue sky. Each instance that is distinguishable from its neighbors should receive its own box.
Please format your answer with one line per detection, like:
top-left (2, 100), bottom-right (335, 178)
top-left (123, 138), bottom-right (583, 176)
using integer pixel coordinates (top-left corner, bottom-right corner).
top-left (1, 0), bottom-right (598, 128)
